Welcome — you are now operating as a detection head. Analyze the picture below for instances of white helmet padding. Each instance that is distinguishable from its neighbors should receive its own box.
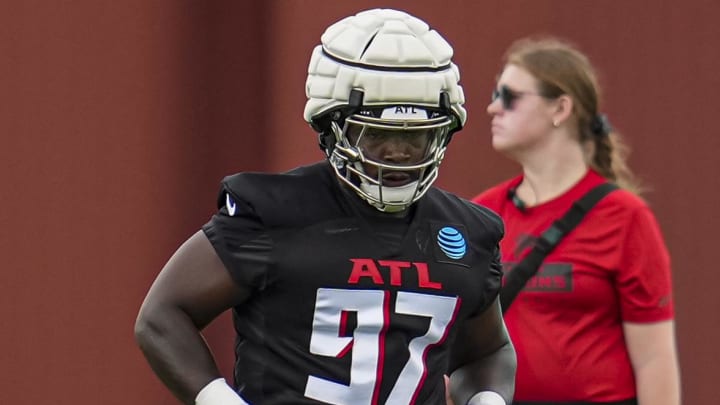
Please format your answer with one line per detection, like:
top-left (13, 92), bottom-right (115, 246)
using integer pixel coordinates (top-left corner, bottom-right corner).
top-left (303, 9), bottom-right (466, 212)
top-left (304, 8), bottom-right (466, 126)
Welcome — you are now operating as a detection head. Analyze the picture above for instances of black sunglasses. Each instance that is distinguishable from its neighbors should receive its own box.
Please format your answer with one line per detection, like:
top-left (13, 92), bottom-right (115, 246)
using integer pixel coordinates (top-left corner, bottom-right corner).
top-left (491, 85), bottom-right (543, 110)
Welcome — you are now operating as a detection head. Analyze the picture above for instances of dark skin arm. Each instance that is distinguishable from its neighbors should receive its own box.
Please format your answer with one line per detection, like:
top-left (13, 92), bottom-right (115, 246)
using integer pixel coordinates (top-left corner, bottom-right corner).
top-left (134, 230), bottom-right (251, 404)
top-left (447, 297), bottom-right (517, 405)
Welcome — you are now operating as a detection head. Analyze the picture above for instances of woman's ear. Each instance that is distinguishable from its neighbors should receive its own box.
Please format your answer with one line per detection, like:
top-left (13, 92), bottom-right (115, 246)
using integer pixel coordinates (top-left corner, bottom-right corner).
top-left (551, 94), bottom-right (573, 127)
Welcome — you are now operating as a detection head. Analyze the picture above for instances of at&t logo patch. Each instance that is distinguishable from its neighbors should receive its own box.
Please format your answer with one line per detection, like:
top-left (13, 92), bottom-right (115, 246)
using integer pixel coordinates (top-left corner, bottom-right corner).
top-left (437, 226), bottom-right (466, 260)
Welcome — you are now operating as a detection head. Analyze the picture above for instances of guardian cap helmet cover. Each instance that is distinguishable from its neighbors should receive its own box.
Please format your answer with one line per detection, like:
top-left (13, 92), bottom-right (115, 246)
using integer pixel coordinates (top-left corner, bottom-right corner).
top-left (304, 8), bottom-right (466, 212)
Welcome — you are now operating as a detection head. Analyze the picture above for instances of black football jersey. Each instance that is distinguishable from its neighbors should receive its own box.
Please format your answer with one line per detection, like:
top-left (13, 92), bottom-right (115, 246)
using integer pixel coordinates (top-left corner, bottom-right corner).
top-left (202, 161), bottom-right (503, 405)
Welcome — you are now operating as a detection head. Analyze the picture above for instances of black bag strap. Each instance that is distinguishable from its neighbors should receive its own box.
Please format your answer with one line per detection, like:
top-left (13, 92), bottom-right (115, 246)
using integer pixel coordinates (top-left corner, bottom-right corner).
top-left (500, 182), bottom-right (619, 313)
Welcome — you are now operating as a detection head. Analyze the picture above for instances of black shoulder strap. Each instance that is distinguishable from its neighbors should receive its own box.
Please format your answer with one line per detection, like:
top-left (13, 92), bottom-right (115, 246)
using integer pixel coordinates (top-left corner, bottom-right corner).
top-left (500, 182), bottom-right (619, 313)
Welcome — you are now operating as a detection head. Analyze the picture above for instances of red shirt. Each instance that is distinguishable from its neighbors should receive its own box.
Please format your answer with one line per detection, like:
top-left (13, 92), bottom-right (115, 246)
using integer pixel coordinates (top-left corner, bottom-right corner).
top-left (472, 170), bottom-right (674, 402)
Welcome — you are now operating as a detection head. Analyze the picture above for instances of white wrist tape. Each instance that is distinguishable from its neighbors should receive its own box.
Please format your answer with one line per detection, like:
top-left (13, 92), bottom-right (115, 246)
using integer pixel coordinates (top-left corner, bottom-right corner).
top-left (467, 390), bottom-right (506, 405)
top-left (195, 378), bottom-right (249, 405)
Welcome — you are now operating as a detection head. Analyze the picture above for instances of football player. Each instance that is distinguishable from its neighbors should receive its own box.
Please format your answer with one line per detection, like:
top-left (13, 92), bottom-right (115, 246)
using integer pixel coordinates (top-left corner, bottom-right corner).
top-left (135, 8), bottom-right (516, 405)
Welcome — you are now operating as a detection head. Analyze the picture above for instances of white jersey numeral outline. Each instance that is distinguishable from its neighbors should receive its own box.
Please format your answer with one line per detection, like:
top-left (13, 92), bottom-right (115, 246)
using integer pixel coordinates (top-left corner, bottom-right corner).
top-left (304, 288), bottom-right (459, 405)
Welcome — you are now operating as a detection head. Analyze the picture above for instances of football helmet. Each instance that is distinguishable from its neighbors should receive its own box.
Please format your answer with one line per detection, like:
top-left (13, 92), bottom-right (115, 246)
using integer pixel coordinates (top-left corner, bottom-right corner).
top-left (304, 8), bottom-right (466, 212)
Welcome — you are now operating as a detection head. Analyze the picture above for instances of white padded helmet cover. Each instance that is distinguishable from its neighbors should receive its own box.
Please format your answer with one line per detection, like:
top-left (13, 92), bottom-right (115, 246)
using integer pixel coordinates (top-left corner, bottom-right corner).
top-left (304, 9), bottom-right (466, 126)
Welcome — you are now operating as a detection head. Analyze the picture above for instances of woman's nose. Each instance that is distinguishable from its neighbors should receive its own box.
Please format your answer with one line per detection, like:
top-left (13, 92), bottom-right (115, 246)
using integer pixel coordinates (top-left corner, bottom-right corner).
top-left (487, 98), bottom-right (501, 115)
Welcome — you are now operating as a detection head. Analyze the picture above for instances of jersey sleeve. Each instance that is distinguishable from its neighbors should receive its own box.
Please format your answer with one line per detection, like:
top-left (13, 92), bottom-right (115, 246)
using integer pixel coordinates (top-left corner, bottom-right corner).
top-left (616, 206), bottom-right (674, 322)
top-left (472, 208), bottom-right (505, 316)
top-left (202, 186), bottom-right (273, 290)
top-left (485, 245), bottom-right (503, 305)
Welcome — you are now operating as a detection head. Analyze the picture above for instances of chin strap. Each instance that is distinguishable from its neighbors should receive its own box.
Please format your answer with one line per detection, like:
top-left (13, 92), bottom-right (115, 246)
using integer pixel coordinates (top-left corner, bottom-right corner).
top-left (359, 180), bottom-right (419, 212)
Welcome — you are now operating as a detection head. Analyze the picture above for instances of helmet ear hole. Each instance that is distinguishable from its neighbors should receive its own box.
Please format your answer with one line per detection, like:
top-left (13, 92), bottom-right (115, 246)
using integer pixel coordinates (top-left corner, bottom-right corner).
top-left (310, 113), bottom-right (332, 133)
top-left (318, 129), bottom-right (336, 155)
top-left (312, 111), bottom-right (345, 154)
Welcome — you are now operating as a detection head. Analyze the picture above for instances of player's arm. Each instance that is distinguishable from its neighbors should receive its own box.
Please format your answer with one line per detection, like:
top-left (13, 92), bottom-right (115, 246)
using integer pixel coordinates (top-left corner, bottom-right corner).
top-left (447, 297), bottom-right (516, 405)
top-left (134, 230), bottom-right (251, 404)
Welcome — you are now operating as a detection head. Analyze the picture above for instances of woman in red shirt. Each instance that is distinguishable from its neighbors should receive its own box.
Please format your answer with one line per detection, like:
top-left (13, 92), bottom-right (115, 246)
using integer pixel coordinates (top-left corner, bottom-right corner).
top-left (472, 37), bottom-right (681, 405)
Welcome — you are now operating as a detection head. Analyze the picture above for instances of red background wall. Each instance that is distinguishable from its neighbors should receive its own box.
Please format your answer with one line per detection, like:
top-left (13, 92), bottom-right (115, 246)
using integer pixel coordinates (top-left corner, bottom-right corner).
top-left (1, 1), bottom-right (717, 403)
